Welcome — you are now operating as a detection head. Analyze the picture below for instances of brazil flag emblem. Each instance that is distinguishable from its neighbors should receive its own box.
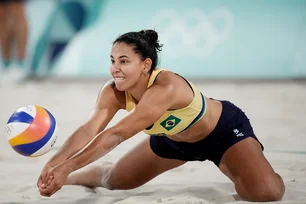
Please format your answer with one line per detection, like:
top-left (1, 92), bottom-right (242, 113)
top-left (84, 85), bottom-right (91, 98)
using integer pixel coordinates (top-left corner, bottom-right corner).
top-left (160, 115), bottom-right (182, 131)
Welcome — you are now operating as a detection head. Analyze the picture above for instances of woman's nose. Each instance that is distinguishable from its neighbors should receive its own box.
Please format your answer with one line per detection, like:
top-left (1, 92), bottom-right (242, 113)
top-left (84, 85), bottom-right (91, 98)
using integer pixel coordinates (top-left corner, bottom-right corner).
top-left (111, 64), bottom-right (121, 72)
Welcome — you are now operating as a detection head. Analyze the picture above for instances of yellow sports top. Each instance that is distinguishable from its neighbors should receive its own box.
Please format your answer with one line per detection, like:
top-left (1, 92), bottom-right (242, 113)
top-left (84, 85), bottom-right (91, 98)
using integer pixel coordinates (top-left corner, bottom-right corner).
top-left (125, 68), bottom-right (206, 136)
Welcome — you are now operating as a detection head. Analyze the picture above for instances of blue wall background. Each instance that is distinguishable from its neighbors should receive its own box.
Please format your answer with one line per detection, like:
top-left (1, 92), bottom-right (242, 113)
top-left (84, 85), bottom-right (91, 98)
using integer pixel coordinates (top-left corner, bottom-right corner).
top-left (2, 0), bottom-right (306, 79)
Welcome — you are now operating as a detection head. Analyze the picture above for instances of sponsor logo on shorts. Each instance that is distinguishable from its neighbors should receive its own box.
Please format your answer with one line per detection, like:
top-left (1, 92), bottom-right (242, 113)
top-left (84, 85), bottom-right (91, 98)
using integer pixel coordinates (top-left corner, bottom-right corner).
top-left (233, 129), bottom-right (244, 137)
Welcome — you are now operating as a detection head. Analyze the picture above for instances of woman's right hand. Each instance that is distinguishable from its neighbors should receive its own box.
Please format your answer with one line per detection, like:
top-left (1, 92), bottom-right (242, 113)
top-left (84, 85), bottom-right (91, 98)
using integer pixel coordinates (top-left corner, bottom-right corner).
top-left (37, 162), bottom-right (54, 189)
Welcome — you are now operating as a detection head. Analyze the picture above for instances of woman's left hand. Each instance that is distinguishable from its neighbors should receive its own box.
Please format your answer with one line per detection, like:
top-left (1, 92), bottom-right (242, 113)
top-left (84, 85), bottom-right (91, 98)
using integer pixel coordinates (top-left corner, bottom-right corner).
top-left (38, 163), bottom-right (71, 197)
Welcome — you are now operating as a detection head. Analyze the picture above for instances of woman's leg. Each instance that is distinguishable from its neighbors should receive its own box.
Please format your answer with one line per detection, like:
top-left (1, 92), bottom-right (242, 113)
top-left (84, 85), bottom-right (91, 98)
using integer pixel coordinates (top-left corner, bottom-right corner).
top-left (65, 136), bottom-right (186, 189)
top-left (9, 1), bottom-right (28, 64)
top-left (0, 3), bottom-right (12, 67)
top-left (218, 137), bottom-right (285, 202)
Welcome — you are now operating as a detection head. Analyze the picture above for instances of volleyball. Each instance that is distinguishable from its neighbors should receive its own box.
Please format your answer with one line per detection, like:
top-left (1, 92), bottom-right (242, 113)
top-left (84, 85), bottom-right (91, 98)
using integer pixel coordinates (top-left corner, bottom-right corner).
top-left (6, 105), bottom-right (58, 157)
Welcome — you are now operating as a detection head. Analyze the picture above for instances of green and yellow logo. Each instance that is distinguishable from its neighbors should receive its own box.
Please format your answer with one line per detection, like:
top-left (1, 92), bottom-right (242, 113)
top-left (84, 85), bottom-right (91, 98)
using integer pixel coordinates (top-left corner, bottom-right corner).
top-left (160, 115), bottom-right (181, 131)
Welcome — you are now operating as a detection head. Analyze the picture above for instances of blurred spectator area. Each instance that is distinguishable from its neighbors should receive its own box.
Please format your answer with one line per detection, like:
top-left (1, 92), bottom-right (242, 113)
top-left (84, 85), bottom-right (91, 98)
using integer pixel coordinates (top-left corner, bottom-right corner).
top-left (2, 0), bottom-right (305, 79)
top-left (20, 0), bottom-right (103, 76)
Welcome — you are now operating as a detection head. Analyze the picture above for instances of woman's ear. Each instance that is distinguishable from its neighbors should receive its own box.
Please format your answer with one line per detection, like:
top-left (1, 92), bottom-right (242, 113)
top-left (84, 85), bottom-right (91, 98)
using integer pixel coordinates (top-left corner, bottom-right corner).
top-left (143, 58), bottom-right (152, 73)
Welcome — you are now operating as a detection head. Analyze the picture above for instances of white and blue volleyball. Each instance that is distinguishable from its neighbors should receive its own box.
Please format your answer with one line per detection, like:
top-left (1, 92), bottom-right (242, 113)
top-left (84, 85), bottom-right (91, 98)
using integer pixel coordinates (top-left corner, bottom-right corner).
top-left (6, 105), bottom-right (58, 157)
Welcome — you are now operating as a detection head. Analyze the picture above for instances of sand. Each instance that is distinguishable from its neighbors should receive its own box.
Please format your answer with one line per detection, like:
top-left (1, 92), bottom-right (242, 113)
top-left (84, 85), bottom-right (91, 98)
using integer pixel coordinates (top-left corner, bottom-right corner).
top-left (0, 79), bottom-right (305, 204)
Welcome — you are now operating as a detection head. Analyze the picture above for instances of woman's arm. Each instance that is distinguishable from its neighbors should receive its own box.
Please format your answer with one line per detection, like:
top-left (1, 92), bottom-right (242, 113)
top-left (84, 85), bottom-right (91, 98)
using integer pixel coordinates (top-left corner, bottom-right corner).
top-left (63, 83), bottom-right (176, 173)
top-left (46, 80), bottom-right (123, 167)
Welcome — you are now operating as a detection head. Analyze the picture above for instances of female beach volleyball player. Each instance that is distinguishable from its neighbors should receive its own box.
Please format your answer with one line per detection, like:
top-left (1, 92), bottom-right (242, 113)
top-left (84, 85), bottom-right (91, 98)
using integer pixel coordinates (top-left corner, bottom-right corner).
top-left (37, 29), bottom-right (285, 202)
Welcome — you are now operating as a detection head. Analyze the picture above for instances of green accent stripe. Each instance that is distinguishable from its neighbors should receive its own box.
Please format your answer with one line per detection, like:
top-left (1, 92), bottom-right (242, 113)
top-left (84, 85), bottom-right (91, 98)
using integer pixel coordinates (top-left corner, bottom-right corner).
top-left (180, 93), bottom-right (206, 133)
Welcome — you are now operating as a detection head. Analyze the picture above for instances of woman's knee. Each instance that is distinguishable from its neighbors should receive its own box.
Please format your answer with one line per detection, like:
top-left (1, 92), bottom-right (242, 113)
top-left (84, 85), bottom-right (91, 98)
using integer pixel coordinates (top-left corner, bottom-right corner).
top-left (105, 164), bottom-right (145, 191)
top-left (253, 184), bottom-right (284, 202)
top-left (105, 173), bottom-right (140, 191)
top-left (236, 173), bottom-right (285, 202)
top-left (101, 164), bottom-right (137, 190)
top-left (94, 162), bottom-right (116, 190)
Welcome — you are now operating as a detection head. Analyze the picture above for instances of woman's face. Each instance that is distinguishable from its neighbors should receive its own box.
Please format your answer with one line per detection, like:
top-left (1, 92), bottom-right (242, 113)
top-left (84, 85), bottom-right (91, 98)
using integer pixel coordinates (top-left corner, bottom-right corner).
top-left (110, 42), bottom-right (144, 91)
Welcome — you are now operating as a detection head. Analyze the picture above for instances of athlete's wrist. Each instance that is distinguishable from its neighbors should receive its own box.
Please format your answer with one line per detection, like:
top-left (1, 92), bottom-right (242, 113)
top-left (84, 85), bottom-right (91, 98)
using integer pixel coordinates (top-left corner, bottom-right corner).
top-left (59, 159), bottom-right (75, 174)
top-left (47, 156), bottom-right (60, 166)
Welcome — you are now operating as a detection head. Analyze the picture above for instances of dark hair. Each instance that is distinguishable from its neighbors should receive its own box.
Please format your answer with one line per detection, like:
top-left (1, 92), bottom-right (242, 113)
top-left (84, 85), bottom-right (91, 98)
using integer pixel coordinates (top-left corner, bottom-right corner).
top-left (113, 29), bottom-right (163, 74)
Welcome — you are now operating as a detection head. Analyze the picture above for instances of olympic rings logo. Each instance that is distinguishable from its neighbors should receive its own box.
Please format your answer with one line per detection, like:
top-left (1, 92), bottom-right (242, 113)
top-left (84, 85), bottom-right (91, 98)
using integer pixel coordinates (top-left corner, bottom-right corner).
top-left (151, 8), bottom-right (234, 58)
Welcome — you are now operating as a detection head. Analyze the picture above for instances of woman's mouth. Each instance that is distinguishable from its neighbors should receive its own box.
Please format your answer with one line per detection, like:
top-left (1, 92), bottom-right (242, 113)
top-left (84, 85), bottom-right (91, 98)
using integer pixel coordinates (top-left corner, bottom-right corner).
top-left (114, 77), bottom-right (126, 80)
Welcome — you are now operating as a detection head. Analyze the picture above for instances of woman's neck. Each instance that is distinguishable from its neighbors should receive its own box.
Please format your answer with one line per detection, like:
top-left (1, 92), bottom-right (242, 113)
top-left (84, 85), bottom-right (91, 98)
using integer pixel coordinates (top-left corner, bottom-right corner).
top-left (127, 74), bottom-right (151, 103)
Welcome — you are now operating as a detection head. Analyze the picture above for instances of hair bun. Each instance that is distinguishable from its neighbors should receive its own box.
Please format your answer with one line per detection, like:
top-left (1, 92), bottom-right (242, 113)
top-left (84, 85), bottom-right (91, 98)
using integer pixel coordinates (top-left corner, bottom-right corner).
top-left (140, 29), bottom-right (163, 51)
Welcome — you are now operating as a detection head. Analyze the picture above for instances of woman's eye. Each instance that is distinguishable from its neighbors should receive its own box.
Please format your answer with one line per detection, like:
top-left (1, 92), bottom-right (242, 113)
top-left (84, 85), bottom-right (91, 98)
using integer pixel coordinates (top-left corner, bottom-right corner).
top-left (121, 60), bottom-right (127, 64)
top-left (111, 60), bottom-right (115, 64)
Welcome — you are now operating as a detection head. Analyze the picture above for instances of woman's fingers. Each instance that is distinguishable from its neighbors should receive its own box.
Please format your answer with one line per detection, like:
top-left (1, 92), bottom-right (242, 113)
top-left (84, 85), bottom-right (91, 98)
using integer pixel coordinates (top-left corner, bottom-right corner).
top-left (47, 175), bottom-right (54, 186)
top-left (37, 175), bottom-right (42, 188)
top-left (41, 171), bottom-right (48, 185)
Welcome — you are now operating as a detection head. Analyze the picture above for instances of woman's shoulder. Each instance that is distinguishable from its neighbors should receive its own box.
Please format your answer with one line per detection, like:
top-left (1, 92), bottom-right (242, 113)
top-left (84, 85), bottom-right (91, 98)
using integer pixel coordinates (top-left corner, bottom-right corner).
top-left (99, 79), bottom-right (126, 109)
top-left (154, 69), bottom-right (176, 84)
top-left (154, 69), bottom-right (186, 86)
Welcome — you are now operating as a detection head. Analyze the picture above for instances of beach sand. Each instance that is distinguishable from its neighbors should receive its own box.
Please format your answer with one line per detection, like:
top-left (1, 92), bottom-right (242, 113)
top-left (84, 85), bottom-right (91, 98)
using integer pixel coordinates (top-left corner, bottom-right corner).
top-left (1, 79), bottom-right (305, 204)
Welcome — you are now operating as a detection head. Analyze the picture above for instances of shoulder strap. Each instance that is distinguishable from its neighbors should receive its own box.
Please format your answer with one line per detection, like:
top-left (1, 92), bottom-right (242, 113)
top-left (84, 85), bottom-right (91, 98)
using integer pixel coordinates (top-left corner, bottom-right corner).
top-left (147, 68), bottom-right (165, 88)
